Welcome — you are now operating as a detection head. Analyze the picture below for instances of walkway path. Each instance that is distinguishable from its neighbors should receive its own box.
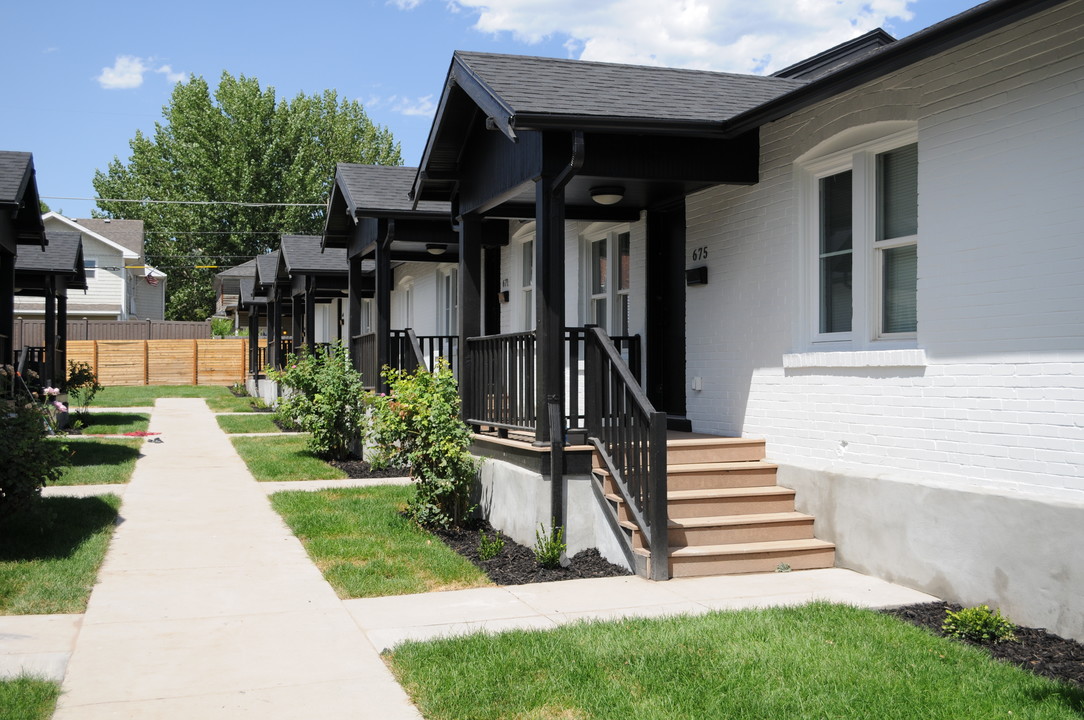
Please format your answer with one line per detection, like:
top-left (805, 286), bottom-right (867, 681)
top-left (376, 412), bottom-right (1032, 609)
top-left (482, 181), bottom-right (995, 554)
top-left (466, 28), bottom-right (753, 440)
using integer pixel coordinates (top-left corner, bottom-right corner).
top-left (2, 399), bottom-right (938, 718)
top-left (52, 399), bottom-right (421, 719)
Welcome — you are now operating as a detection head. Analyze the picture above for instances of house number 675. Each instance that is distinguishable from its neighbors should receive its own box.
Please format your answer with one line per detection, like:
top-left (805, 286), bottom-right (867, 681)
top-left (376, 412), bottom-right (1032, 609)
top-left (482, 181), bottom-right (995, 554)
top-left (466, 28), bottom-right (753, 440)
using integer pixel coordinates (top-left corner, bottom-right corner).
top-left (691, 247), bottom-right (708, 262)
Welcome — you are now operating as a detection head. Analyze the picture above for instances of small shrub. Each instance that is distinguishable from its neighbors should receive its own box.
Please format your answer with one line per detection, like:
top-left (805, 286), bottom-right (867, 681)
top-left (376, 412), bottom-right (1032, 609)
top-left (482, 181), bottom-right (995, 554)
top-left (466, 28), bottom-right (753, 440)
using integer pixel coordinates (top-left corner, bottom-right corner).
top-left (267, 343), bottom-right (369, 460)
top-left (66, 361), bottom-right (101, 416)
top-left (942, 604), bottom-right (1017, 644)
top-left (533, 521), bottom-right (566, 569)
top-left (775, 562), bottom-right (792, 573)
top-left (478, 531), bottom-right (504, 561)
top-left (0, 399), bottom-right (70, 522)
top-left (210, 317), bottom-right (234, 337)
top-left (369, 358), bottom-right (478, 529)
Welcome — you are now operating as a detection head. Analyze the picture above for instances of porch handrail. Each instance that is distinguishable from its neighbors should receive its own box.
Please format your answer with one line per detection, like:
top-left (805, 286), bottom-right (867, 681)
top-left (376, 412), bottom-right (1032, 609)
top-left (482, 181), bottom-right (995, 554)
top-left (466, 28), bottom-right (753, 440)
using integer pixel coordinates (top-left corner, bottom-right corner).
top-left (404, 329), bottom-right (427, 371)
top-left (351, 332), bottom-right (378, 390)
top-left (585, 326), bottom-right (669, 581)
top-left (464, 330), bottom-right (536, 433)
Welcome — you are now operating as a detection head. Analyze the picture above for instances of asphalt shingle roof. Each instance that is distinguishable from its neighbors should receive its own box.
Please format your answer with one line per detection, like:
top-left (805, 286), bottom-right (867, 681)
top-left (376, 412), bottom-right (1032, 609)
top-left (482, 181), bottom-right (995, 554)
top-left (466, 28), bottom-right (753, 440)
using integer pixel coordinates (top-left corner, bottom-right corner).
top-left (238, 277), bottom-right (267, 305)
top-left (217, 258), bottom-right (259, 278)
top-left (0, 151), bottom-right (33, 206)
top-left (15, 232), bottom-right (82, 273)
top-left (280, 235), bottom-right (347, 275)
top-left (75, 218), bottom-right (145, 260)
top-left (454, 51), bottom-right (806, 126)
top-left (337, 165), bottom-right (448, 216)
top-left (255, 250), bottom-right (281, 285)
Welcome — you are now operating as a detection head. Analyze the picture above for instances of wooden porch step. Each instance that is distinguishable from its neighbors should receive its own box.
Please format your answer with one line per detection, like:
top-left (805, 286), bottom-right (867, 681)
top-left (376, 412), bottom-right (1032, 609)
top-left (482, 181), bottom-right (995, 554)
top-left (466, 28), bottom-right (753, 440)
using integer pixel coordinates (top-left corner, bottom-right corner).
top-left (666, 437), bottom-right (766, 464)
top-left (666, 486), bottom-right (796, 518)
top-left (669, 512), bottom-right (815, 546)
top-left (595, 461), bottom-right (778, 491)
top-left (666, 538), bottom-right (836, 578)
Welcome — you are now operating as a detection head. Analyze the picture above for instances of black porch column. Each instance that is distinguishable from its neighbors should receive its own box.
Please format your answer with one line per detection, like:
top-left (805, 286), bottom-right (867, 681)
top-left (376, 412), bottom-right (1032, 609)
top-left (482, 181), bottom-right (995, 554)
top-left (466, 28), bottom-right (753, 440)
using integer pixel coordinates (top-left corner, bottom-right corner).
top-left (458, 214), bottom-right (483, 424)
top-left (248, 305), bottom-right (260, 376)
top-left (291, 293), bottom-right (302, 356)
top-left (57, 293), bottom-right (68, 389)
top-left (347, 256), bottom-right (362, 373)
top-left (534, 177), bottom-right (566, 445)
top-left (304, 280), bottom-right (316, 353)
top-left (482, 244), bottom-right (501, 336)
top-left (374, 232), bottom-right (391, 393)
top-left (269, 290), bottom-right (281, 369)
top-left (0, 251), bottom-right (13, 366)
top-left (43, 277), bottom-right (56, 386)
top-left (646, 201), bottom-right (688, 421)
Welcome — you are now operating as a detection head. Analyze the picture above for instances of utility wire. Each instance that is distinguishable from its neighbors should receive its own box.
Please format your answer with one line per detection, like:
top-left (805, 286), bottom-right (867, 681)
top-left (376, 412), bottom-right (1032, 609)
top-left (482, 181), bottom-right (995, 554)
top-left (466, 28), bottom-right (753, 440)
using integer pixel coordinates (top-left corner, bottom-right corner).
top-left (42, 195), bottom-right (326, 208)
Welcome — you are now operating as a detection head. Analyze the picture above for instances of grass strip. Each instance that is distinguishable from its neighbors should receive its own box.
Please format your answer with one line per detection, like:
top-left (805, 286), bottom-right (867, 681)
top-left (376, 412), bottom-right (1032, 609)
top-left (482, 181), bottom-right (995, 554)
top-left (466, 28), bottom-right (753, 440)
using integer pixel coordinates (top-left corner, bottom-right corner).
top-left (77, 412), bottom-right (150, 435)
top-left (231, 435), bottom-right (345, 481)
top-left (54, 439), bottom-right (143, 486)
top-left (88, 385), bottom-right (259, 412)
top-left (216, 413), bottom-right (284, 434)
top-left (0, 677), bottom-right (60, 720)
top-left (388, 602), bottom-right (1084, 720)
top-left (271, 485), bottom-right (490, 598)
top-left (0, 495), bottom-right (121, 614)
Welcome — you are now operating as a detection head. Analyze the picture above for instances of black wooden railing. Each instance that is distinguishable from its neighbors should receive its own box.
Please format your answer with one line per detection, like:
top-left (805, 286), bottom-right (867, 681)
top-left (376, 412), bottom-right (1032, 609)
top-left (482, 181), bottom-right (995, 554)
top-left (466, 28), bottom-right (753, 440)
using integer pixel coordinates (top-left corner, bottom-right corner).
top-left (352, 330), bottom-right (458, 391)
top-left (19, 346), bottom-right (48, 386)
top-left (585, 326), bottom-right (668, 581)
top-left (406, 331), bottom-right (459, 376)
top-left (253, 345), bottom-right (267, 377)
top-left (352, 332), bottom-right (379, 390)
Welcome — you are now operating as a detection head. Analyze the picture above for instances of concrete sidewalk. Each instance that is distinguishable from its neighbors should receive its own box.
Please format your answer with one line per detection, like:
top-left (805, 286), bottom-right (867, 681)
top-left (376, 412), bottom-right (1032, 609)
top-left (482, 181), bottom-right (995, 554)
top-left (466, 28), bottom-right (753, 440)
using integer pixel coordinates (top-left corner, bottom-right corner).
top-left (3, 399), bottom-right (938, 718)
top-left (52, 399), bottom-right (422, 719)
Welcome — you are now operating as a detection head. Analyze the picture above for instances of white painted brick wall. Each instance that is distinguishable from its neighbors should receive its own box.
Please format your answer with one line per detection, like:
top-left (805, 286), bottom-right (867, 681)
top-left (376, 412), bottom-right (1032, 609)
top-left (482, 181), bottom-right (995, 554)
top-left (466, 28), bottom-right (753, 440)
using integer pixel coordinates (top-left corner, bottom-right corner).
top-left (685, 1), bottom-right (1084, 498)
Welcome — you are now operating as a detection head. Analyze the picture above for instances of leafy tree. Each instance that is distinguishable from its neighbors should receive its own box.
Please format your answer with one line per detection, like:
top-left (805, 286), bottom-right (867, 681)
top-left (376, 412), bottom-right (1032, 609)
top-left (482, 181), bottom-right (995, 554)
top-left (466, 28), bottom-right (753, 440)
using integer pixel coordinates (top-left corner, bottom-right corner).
top-left (93, 72), bottom-right (402, 320)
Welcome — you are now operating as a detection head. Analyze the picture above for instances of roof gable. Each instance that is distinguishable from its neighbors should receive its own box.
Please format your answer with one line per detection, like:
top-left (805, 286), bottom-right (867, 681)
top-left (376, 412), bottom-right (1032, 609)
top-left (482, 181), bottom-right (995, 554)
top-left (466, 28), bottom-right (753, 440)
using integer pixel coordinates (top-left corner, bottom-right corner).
top-left (280, 235), bottom-right (347, 275)
top-left (74, 218), bottom-right (145, 260)
top-left (337, 164), bottom-right (448, 216)
top-left (42, 212), bottom-right (138, 259)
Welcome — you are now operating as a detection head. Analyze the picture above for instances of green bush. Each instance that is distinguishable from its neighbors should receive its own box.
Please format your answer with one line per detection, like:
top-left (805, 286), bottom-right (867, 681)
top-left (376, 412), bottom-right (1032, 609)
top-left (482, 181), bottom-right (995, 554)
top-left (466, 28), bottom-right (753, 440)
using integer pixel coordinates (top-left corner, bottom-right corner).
top-left (942, 605), bottom-right (1017, 644)
top-left (533, 521), bottom-right (566, 569)
top-left (370, 358), bottom-right (478, 529)
top-left (210, 317), bottom-right (234, 337)
top-left (0, 400), bottom-right (70, 522)
top-left (478, 531), bottom-right (504, 561)
top-left (268, 343), bottom-right (369, 460)
top-left (66, 361), bottom-right (101, 416)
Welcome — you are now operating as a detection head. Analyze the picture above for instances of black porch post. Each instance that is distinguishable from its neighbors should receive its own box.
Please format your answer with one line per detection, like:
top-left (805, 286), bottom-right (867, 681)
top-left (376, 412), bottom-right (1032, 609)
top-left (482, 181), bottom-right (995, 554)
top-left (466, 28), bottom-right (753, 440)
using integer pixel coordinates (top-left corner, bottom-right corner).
top-left (458, 214), bottom-right (483, 424)
top-left (248, 305), bottom-right (260, 376)
top-left (0, 251), bottom-right (13, 366)
top-left (291, 293), bottom-right (302, 356)
top-left (43, 276), bottom-right (56, 386)
top-left (347, 256), bottom-right (362, 372)
top-left (482, 244), bottom-right (501, 337)
top-left (57, 293), bottom-right (68, 389)
top-left (269, 289), bottom-right (281, 369)
top-left (375, 232), bottom-right (391, 393)
top-left (534, 177), bottom-right (566, 445)
top-left (304, 279), bottom-right (316, 353)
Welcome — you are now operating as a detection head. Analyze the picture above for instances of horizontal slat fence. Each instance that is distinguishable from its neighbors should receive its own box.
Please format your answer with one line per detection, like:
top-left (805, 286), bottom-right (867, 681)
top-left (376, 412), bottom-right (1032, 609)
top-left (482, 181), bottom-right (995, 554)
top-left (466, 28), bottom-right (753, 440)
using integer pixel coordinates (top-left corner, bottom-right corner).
top-left (14, 318), bottom-right (211, 346)
top-left (66, 339), bottom-right (248, 386)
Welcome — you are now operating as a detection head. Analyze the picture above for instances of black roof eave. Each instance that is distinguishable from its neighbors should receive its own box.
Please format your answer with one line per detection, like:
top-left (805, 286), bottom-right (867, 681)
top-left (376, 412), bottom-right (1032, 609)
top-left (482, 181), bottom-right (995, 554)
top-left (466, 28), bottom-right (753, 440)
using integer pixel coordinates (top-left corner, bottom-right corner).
top-left (509, 112), bottom-right (725, 137)
top-left (722, 0), bottom-right (1070, 138)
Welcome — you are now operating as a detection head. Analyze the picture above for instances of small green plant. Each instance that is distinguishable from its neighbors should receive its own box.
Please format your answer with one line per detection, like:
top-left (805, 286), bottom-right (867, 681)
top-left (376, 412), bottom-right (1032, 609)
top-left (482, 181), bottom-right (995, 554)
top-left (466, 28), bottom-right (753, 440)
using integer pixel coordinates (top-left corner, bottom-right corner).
top-left (478, 531), bottom-right (505, 561)
top-left (775, 562), bottom-right (792, 573)
top-left (942, 604), bottom-right (1017, 644)
top-left (66, 361), bottom-right (101, 416)
top-left (534, 521), bottom-right (566, 569)
top-left (369, 358), bottom-right (478, 529)
top-left (210, 317), bottom-right (234, 337)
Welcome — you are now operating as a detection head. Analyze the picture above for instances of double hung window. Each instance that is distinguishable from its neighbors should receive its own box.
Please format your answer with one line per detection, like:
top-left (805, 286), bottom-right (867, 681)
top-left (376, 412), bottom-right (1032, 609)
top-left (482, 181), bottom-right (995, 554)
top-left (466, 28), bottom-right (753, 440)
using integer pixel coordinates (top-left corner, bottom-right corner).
top-left (585, 230), bottom-right (631, 335)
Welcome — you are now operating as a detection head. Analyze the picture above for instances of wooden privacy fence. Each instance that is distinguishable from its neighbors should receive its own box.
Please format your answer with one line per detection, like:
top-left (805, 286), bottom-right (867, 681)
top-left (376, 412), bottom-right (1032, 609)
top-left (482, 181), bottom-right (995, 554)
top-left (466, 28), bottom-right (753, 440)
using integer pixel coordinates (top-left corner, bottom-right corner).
top-left (14, 318), bottom-right (211, 346)
top-left (67, 339), bottom-right (248, 386)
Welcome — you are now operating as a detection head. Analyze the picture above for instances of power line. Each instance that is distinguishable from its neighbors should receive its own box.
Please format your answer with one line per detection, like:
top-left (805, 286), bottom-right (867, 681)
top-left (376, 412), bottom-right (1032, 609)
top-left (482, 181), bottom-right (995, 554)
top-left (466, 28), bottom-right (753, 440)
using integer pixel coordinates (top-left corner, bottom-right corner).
top-left (42, 195), bottom-right (326, 208)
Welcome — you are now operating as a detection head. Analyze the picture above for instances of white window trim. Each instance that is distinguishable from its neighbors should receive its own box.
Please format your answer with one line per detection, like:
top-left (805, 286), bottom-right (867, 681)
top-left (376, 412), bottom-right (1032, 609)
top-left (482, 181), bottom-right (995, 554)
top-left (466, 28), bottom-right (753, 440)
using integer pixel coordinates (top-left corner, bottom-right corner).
top-left (798, 127), bottom-right (918, 351)
top-left (580, 223), bottom-right (632, 334)
top-left (511, 223), bottom-right (536, 332)
top-left (436, 264), bottom-right (458, 335)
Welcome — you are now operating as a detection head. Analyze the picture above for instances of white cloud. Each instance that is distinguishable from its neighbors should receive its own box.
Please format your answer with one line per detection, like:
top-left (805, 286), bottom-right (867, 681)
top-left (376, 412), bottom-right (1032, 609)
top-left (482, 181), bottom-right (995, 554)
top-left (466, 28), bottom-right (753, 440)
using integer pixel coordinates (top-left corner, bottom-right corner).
top-left (391, 0), bottom-right (422, 8)
top-left (97, 56), bottom-right (188, 90)
top-left (421, 0), bottom-right (914, 74)
top-left (368, 94), bottom-right (438, 117)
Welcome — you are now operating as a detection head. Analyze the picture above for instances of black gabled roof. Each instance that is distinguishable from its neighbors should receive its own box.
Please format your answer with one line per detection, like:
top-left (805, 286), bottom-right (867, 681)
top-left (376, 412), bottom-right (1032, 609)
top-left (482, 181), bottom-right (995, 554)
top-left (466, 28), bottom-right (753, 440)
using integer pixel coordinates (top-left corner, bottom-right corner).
top-left (280, 235), bottom-right (347, 275)
top-left (217, 258), bottom-right (258, 278)
top-left (0, 150), bottom-right (46, 247)
top-left (255, 250), bottom-right (281, 286)
top-left (238, 277), bottom-right (267, 305)
top-left (14, 231), bottom-right (88, 290)
top-left (337, 165), bottom-right (447, 217)
top-left (772, 29), bottom-right (897, 81)
top-left (453, 51), bottom-right (805, 134)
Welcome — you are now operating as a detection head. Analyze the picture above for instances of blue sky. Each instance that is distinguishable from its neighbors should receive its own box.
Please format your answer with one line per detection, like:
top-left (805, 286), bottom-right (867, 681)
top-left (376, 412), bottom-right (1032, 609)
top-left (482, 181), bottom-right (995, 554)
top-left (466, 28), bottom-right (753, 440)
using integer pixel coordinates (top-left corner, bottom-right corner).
top-left (2, 0), bottom-right (983, 219)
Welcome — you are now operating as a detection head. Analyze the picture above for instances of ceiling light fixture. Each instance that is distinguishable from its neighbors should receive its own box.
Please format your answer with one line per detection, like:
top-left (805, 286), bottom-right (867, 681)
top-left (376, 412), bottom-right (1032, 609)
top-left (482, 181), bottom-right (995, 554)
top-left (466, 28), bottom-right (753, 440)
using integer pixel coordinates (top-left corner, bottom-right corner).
top-left (426, 244), bottom-right (446, 255)
top-left (590, 186), bottom-right (624, 205)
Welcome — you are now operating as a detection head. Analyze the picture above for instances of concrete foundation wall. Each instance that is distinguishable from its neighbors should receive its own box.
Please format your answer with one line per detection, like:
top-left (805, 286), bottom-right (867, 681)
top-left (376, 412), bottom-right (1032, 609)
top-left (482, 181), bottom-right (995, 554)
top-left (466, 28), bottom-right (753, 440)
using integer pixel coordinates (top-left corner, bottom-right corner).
top-left (246, 377), bottom-right (279, 406)
top-left (476, 457), bottom-right (632, 571)
top-left (780, 463), bottom-right (1084, 642)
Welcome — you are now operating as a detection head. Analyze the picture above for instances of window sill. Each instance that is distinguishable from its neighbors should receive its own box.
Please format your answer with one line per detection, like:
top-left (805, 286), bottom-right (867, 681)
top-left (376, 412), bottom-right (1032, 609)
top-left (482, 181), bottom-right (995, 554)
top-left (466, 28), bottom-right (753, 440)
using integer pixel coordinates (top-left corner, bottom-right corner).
top-left (782, 348), bottom-right (927, 369)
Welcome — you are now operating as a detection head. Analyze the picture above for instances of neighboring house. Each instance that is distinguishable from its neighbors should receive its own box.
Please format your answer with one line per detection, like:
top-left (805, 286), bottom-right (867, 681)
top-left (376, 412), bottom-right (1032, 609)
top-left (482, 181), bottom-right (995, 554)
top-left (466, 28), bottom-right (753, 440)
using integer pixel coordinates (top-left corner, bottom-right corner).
top-left (378, 0), bottom-right (1084, 641)
top-left (0, 151), bottom-right (47, 367)
top-left (214, 258), bottom-right (258, 330)
top-left (21, 213), bottom-right (166, 321)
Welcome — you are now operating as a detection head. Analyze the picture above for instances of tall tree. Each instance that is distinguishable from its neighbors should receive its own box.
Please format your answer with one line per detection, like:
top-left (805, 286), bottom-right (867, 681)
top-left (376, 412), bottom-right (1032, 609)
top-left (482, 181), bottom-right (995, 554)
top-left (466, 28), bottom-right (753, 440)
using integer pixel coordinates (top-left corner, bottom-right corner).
top-left (94, 72), bottom-right (402, 320)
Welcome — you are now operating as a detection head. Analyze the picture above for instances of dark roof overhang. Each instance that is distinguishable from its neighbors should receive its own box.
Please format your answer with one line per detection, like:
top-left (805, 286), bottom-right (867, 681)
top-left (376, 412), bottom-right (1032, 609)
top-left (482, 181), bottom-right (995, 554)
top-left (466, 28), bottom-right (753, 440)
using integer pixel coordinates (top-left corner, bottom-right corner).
top-left (0, 151), bottom-right (46, 250)
top-left (14, 231), bottom-right (87, 292)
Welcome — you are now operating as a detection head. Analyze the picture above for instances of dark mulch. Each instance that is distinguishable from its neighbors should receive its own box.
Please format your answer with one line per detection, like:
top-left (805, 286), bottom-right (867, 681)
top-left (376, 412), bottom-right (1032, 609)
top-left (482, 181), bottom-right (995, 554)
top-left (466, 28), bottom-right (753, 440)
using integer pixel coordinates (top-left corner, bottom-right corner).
top-left (434, 521), bottom-right (631, 586)
top-left (885, 602), bottom-right (1084, 688)
top-left (272, 417), bottom-right (300, 433)
top-left (326, 458), bottom-right (411, 479)
top-left (250, 403), bottom-right (273, 413)
top-left (228, 386), bottom-right (248, 398)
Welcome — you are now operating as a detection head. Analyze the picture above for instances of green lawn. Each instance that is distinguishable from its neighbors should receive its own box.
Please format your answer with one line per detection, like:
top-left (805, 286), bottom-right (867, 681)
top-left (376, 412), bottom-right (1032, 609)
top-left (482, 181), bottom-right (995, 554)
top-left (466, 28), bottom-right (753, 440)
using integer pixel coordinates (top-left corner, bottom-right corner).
top-left (388, 602), bottom-right (1084, 720)
top-left (88, 385), bottom-right (259, 412)
top-left (0, 495), bottom-right (121, 614)
top-left (231, 435), bottom-right (345, 481)
top-left (216, 413), bottom-right (286, 434)
top-left (271, 485), bottom-right (490, 598)
top-left (0, 677), bottom-right (60, 720)
top-left (55, 439), bottom-right (143, 486)
top-left (78, 412), bottom-right (150, 435)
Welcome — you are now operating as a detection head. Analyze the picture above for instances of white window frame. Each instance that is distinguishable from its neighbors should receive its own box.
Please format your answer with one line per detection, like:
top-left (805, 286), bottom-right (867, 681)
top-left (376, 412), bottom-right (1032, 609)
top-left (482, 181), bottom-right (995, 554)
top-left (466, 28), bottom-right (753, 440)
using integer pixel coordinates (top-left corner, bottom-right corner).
top-left (83, 258), bottom-right (97, 279)
top-left (799, 127), bottom-right (918, 350)
top-left (581, 225), bottom-right (632, 335)
top-left (437, 265), bottom-right (458, 335)
top-left (519, 236), bottom-right (535, 331)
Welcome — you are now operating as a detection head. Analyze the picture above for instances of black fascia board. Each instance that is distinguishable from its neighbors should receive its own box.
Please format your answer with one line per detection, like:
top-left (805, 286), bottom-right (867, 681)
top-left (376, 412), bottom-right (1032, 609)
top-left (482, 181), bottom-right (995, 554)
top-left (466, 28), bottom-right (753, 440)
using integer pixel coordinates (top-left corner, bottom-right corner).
top-left (449, 54), bottom-right (518, 142)
top-left (412, 57), bottom-right (468, 208)
top-left (722, 0), bottom-right (1070, 138)
top-left (510, 112), bottom-right (724, 137)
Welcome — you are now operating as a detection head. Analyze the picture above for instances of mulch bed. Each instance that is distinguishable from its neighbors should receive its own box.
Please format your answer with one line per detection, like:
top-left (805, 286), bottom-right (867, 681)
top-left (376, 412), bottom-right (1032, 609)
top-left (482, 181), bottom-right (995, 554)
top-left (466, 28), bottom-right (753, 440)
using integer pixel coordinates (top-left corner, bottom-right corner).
top-left (884, 602), bottom-right (1084, 688)
top-left (434, 521), bottom-right (631, 585)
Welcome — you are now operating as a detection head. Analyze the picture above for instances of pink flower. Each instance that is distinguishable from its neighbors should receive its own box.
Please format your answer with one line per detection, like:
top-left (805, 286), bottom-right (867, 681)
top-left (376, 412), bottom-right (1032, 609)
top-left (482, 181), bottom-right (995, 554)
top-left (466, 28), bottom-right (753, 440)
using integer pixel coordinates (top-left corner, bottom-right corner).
top-left (43, 386), bottom-right (60, 396)
top-left (53, 401), bottom-right (68, 412)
